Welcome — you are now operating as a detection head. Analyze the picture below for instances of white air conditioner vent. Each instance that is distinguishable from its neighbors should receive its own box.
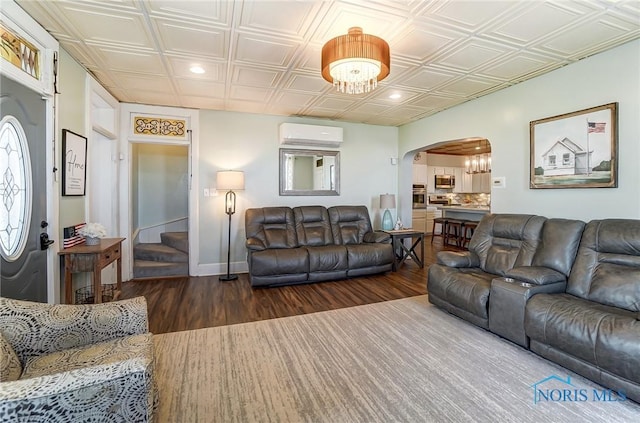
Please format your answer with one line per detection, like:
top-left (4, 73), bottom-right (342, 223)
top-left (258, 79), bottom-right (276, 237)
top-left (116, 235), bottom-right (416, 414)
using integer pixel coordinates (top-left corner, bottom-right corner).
top-left (279, 123), bottom-right (343, 147)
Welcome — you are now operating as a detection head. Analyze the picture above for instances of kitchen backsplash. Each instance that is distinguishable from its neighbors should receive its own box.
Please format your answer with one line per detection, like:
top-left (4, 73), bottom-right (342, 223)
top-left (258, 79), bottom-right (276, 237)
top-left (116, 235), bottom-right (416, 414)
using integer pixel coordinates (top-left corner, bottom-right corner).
top-left (446, 193), bottom-right (490, 206)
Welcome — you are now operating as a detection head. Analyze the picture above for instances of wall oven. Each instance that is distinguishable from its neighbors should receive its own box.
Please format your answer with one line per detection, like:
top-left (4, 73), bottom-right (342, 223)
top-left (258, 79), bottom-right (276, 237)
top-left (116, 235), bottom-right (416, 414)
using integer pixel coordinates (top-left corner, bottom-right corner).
top-left (435, 174), bottom-right (455, 189)
top-left (412, 184), bottom-right (426, 208)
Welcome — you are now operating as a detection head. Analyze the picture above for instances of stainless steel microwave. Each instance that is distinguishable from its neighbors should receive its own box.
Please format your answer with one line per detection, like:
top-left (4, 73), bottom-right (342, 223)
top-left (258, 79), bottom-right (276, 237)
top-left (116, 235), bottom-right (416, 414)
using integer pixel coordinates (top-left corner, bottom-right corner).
top-left (435, 174), bottom-right (455, 189)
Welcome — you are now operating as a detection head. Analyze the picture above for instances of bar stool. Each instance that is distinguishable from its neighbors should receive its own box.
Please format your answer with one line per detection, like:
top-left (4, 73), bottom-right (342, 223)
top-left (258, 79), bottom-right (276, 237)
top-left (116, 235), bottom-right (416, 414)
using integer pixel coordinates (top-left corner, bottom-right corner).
top-left (461, 220), bottom-right (478, 248)
top-left (444, 219), bottom-right (464, 247)
top-left (430, 217), bottom-right (448, 244)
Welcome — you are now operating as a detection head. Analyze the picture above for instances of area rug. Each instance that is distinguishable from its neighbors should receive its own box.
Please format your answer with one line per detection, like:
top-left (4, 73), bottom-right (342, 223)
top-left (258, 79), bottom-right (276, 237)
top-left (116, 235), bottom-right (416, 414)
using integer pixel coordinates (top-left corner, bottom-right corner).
top-left (153, 295), bottom-right (640, 422)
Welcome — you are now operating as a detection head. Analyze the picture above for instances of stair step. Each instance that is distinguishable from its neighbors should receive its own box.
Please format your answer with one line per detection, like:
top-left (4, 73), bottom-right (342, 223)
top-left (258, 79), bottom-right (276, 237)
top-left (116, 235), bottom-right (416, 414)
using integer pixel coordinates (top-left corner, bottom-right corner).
top-left (134, 243), bottom-right (188, 263)
top-left (133, 260), bottom-right (189, 279)
top-left (161, 232), bottom-right (188, 254)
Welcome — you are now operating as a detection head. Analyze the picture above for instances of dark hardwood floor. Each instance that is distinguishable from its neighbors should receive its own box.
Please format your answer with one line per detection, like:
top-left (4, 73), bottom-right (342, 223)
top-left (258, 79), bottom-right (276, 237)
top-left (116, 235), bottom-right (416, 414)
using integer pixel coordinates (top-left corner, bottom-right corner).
top-left (121, 237), bottom-right (461, 334)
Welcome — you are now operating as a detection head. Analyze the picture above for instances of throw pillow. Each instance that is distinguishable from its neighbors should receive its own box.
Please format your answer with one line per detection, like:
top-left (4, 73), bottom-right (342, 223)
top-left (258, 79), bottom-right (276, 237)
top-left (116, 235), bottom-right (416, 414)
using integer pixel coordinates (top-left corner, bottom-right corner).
top-left (0, 331), bottom-right (22, 381)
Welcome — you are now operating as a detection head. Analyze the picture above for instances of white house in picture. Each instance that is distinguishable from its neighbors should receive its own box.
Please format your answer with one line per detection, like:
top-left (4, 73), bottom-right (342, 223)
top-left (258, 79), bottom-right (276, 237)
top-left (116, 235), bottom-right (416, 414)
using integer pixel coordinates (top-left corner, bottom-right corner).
top-left (541, 137), bottom-right (592, 176)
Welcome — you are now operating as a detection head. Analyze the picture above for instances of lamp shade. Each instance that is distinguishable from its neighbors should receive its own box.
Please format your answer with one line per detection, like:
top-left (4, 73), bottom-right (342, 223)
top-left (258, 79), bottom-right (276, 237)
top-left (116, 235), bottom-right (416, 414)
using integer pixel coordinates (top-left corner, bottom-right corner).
top-left (216, 170), bottom-right (245, 191)
top-left (380, 194), bottom-right (396, 209)
top-left (321, 27), bottom-right (390, 94)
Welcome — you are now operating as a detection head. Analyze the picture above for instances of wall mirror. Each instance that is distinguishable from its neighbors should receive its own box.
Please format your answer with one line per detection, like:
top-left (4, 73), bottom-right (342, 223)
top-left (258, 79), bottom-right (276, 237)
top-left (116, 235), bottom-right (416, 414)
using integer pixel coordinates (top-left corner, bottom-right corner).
top-left (279, 148), bottom-right (340, 196)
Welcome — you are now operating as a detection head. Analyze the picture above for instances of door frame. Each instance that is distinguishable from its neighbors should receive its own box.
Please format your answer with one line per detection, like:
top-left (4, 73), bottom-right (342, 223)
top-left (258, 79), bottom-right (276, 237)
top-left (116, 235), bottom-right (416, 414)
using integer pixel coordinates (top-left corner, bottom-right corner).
top-left (119, 104), bottom-right (199, 280)
top-left (1, 1), bottom-right (60, 302)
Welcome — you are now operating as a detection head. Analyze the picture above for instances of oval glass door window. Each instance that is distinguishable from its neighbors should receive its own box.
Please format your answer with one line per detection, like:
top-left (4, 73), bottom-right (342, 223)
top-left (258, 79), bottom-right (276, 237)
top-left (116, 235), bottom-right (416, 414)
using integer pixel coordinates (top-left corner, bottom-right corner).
top-left (0, 116), bottom-right (33, 261)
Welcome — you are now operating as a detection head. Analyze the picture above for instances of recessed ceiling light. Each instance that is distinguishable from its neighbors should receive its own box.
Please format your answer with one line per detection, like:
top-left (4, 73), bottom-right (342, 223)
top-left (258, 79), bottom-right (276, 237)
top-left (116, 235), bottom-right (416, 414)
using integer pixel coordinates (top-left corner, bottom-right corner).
top-left (389, 93), bottom-right (401, 99)
top-left (190, 65), bottom-right (205, 74)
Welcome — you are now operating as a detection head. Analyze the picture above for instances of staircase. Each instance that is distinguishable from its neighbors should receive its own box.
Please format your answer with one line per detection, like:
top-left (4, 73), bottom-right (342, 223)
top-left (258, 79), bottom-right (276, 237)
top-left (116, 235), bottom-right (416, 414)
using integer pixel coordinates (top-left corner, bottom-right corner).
top-left (133, 232), bottom-right (189, 279)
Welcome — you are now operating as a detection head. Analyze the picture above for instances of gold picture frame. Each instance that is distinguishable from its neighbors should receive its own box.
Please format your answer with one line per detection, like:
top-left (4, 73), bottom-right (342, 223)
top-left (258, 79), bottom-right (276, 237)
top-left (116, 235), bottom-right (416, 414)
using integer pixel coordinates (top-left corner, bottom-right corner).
top-left (530, 102), bottom-right (618, 189)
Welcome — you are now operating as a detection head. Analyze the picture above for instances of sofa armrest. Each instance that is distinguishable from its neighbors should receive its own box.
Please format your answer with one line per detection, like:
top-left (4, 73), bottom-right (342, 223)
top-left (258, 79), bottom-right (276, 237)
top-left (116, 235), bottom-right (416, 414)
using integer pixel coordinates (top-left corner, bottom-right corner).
top-left (0, 355), bottom-right (157, 421)
top-left (505, 266), bottom-right (567, 285)
top-left (436, 251), bottom-right (480, 268)
top-left (364, 231), bottom-right (391, 244)
top-left (0, 297), bottom-right (149, 362)
top-left (246, 237), bottom-right (266, 251)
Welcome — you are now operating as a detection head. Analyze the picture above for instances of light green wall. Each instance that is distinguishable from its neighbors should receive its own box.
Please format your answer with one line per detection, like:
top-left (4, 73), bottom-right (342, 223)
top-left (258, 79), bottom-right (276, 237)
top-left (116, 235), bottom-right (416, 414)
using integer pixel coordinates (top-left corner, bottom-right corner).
top-left (57, 49), bottom-right (86, 238)
top-left (134, 144), bottom-right (188, 230)
top-left (400, 39), bottom-right (640, 224)
top-left (197, 111), bottom-right (399, 267)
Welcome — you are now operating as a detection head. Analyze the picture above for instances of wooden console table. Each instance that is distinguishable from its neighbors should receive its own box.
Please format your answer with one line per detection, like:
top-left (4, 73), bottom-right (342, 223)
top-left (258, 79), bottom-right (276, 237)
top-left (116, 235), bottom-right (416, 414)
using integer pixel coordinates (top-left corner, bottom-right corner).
top-left (59, 238), bottom-right (125, 304)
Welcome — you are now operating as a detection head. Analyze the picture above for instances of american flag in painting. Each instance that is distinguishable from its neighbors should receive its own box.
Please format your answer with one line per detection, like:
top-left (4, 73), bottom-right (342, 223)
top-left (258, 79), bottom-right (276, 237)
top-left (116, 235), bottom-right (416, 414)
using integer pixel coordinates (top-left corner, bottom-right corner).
top-left (588, 122), bottom-right (606, 133)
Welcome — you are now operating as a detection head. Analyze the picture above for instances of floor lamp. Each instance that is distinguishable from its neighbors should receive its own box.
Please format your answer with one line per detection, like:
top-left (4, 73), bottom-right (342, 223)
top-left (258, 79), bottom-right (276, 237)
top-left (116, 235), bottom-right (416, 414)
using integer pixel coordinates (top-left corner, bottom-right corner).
top-left (217, 170), bottom-right (245, 281)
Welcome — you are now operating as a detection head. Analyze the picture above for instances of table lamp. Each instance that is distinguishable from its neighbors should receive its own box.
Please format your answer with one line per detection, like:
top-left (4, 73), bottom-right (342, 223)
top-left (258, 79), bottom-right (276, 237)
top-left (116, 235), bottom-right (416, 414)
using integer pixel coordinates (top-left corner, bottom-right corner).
top-left (380, 194), bottom-right (395, 231)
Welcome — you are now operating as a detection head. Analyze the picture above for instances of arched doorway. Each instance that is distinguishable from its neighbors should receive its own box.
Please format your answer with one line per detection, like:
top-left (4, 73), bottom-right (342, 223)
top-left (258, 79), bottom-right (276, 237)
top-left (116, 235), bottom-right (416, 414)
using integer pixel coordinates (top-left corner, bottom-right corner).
top-left (410, 138), bottom-right (491, 235)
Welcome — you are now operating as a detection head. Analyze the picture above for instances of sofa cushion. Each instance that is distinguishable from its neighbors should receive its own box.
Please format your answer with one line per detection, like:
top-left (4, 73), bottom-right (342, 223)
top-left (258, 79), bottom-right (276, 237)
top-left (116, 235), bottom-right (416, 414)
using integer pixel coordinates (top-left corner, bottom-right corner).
top-left (245, 207), bottom-right (298, 249)
top-left (328, 206), bottom-right (373, 245)
top-left (525, 293), bottom-right (640, 384)
top-left (345, 244), bottom-right (394, 270)
top-left (532, 218), bottom-right (585, 276)
top-left (427, 264), bottom-right (494, 320)
top-left (469, 214), bottom-right (546, 276)
top-left (1, 332), bottom-right (21, 382)
top-left (294, 206), bottom-right (334, 246)
top-left (307, 245), bottom-right (348, 273)
top-left (567, 219), bottom-right (640, 312)
top-left (249, 248), bottom-right (309, 277)
top-left (22, 333), bottom-right (152, 379)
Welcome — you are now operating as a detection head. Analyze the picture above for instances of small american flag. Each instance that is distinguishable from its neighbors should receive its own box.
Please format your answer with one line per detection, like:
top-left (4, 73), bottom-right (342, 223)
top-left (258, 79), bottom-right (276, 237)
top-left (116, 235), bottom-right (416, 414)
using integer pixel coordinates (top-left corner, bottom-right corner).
top-left (588, 122), bottom-right (606, 133)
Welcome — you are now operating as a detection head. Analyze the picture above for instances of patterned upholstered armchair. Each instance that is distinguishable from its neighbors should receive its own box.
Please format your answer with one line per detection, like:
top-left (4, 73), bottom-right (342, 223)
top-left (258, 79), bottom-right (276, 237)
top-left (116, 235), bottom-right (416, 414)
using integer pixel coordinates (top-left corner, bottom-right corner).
top-left (0, 296), bottom-right (157, 422)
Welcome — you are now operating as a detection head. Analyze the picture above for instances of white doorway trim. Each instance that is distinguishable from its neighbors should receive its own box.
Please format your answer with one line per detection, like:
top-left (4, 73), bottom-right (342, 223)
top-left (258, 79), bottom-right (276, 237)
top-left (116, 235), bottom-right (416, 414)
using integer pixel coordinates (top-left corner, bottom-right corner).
top-left (119, 104), bottom-right (199, 280)
top-left (1, 0), bottom-right (60, 303)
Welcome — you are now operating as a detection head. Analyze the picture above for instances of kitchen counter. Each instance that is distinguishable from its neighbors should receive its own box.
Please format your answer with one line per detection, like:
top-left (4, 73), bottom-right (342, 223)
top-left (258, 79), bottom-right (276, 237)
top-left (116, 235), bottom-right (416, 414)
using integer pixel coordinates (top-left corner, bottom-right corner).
top-left (438, 205), bottom-right (490, 213)
top-left (437, 205), bottom-right (490, 222)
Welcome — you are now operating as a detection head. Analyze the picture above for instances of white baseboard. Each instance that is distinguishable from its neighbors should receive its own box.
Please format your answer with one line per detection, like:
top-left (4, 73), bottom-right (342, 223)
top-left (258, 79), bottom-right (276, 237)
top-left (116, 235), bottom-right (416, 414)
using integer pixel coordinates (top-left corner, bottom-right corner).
top-left (193, 261), bottom-right (249, 277)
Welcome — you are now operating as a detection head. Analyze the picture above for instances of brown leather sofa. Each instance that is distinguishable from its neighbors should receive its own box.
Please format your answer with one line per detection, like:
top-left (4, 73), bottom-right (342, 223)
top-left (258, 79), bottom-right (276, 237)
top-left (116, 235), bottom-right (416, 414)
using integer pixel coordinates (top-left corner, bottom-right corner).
top-left (428, 214), bottom-right (640, 403)
top-left (245, 205), bottom-right (393, 287)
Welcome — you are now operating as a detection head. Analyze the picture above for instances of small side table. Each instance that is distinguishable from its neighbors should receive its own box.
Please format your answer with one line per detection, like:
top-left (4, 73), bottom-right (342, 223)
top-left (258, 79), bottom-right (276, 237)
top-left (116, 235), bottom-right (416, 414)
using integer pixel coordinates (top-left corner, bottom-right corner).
top-left (384, 230), bottom-right (424, 271)
top-left (58, 238), bottom-right (125, 304)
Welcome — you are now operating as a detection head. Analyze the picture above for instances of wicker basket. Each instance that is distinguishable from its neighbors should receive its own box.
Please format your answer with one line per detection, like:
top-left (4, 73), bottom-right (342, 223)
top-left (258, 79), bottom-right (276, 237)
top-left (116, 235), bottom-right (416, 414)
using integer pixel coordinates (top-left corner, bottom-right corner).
top-left (75, 283), bottom-right (116, 304)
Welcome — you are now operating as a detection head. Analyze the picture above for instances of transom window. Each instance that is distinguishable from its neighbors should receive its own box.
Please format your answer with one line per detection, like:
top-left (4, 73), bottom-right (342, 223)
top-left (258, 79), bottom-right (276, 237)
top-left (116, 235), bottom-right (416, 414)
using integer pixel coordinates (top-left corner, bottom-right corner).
top-left (0, 116), bottom-right (32, 261)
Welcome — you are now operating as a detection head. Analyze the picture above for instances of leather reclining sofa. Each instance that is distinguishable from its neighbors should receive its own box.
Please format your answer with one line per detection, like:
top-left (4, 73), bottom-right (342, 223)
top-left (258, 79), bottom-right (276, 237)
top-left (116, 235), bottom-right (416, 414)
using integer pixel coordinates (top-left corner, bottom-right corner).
top-left (428, 214), bottom-right (640, 403)
top-left (245, 205), bottom-right (394, 287)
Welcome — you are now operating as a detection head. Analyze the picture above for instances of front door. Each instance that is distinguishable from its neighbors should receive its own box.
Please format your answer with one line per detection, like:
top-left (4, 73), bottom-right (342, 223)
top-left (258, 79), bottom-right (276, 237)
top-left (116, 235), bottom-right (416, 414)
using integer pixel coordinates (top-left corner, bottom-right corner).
top-left (1, 75), bottom-right (50, 302)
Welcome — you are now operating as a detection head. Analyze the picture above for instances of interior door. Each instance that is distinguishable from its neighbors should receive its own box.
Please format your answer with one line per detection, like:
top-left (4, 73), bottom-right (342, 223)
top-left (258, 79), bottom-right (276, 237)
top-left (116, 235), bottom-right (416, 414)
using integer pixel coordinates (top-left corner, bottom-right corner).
top-left (0, 75), bottom-right (50, 302)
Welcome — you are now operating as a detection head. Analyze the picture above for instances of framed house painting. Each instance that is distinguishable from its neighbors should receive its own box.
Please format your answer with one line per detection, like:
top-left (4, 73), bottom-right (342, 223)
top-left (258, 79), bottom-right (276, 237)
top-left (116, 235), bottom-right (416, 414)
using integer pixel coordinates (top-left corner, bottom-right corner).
top-left (62, 129), bottom-right (87, 196)
top-left (530, 102), bottom-right (618, 189)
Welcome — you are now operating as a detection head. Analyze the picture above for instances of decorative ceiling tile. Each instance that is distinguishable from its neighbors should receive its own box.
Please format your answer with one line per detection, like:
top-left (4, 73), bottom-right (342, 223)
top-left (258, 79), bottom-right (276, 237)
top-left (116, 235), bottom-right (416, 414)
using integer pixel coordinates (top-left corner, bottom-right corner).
top-left (232, 66), bottom-right (281, 88)
top-left (154, 20), bottom-right (228, 58)
top-left (229, 85), bottom-right (273, 102)
top-left (176, 79), bottom-right (226, 98)
top-left (14, 0), bottom-right (640, 126)
top-left (234, 33), bottom-right (298, 67)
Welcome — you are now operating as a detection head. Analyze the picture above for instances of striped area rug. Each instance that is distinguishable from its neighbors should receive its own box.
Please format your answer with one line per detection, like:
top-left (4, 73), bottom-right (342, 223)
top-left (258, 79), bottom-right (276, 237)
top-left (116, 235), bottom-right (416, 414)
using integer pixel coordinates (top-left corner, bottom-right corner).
top-left (153, 295), bottom-right (640, 422)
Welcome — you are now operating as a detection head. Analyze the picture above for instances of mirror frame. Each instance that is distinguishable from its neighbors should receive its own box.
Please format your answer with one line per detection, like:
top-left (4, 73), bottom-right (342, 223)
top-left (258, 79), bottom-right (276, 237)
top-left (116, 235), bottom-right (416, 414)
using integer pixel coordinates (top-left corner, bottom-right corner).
top-left (279, 148), bottom-right (340, 196)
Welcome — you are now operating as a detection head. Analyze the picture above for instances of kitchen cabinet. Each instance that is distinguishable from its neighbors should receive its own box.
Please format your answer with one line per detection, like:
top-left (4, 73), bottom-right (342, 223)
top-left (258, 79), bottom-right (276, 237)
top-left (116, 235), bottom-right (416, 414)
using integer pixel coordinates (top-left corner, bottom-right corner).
top-left (471, 173), bottom-right (491, 193)
top-left (453, 167), bottom-right (464, 193)
top-left (412, 209), bottom-right (426, 233)
top-left (412, 164), bottom-right (427, 185)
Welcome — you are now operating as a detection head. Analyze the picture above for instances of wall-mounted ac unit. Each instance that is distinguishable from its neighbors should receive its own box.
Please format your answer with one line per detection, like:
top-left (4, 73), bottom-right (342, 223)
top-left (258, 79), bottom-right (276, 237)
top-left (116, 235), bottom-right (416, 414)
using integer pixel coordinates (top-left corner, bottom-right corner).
top-left (279, 123), bottom-right (343, 147)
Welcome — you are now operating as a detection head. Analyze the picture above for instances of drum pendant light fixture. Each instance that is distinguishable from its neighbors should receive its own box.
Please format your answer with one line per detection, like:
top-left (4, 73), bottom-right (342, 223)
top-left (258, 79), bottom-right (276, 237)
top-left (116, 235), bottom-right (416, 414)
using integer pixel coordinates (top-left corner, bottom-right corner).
top-left (321, 27), bottom-right (390, 94)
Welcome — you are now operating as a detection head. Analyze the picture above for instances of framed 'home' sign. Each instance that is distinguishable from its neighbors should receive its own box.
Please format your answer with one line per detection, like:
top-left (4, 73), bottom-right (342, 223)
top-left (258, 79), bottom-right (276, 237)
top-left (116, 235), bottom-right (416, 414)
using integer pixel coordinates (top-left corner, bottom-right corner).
top-left (62, 129), bottom-right (87, 196)
top-left (529, 102), bottom-right (618, 189)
